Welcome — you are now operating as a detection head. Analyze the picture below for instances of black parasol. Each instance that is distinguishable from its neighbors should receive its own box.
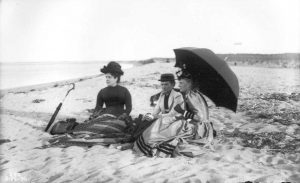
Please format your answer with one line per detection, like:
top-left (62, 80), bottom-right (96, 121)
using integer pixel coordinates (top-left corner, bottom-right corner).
top-left (174, 47), bottom-right (239, 112)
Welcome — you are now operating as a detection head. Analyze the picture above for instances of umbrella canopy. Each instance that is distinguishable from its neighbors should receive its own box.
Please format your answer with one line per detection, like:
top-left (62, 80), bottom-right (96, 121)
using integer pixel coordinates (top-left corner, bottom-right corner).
top-left (174, 47), bottom-right (239, 112)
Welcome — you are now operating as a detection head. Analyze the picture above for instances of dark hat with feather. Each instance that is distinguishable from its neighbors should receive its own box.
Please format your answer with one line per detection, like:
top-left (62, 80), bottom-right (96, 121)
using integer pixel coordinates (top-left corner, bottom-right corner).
top-left (100, 61), bottom-right (124, 76)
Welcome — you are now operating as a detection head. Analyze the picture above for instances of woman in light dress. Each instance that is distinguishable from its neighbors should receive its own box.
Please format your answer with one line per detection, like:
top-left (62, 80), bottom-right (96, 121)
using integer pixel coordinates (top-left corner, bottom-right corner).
top-left (133, 69), bottom-right (215, 157)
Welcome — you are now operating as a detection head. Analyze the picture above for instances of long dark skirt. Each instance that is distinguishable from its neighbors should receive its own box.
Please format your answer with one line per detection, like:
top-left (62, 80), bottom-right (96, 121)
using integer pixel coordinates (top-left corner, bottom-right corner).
top-left (46, 114), bottom-right (133, 148)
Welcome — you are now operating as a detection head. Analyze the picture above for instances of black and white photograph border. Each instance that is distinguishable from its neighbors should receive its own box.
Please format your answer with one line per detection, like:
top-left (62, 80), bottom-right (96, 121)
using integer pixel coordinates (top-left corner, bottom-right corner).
top-left (0, 0), bottom-right (299, 183)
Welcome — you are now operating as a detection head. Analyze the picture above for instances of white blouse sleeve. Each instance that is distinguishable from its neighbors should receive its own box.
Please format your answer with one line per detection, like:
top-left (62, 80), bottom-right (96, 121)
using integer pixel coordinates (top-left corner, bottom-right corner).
top-left (152, 93), bottom-right (162, 118)
top-left (185, 91), bottom-right (209, 122)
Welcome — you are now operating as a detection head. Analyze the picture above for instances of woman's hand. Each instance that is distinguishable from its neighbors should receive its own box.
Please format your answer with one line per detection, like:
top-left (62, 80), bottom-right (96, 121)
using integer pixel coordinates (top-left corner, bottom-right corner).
top-left (143, 113), bottom-right (154, 121)
top-left (174, 104), bottom-right (195, 120)
top-left (118, 113), bottom-right (128, 120)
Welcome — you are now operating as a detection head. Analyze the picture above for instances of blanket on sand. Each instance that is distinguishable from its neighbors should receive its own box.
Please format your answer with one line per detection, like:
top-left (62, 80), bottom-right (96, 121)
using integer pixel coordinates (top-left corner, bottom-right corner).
top-left (44, 114), bottom-right (135, 148)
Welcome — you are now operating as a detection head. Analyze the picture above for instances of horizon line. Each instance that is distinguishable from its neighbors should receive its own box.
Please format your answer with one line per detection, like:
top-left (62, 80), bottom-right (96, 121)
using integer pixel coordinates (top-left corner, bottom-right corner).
top-left (1, 52), bottom-right (300, 63)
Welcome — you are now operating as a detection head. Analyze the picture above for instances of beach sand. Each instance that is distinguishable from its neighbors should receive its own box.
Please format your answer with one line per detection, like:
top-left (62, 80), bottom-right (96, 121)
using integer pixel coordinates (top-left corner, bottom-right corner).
top-left (0, 62), bottom-right (299, 183)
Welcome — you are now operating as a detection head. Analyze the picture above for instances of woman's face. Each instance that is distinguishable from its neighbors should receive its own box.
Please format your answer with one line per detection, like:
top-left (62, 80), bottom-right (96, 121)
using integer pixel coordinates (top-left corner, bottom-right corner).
top-left (178, 78), bottom-right (192, 93)
top-left (105, 73), bottom-right (118, 86)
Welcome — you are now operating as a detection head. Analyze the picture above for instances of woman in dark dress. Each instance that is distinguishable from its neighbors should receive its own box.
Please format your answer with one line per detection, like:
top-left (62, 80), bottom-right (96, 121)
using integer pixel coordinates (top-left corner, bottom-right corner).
top-left (91, 61), bottom-right (132, 119)
top-left (48, 62), bottom-right (133, 146)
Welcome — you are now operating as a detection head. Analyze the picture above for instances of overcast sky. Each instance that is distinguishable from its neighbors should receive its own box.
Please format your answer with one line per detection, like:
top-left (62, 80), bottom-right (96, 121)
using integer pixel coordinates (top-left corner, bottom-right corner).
top-left (0, 0), bottom-right (299, 62)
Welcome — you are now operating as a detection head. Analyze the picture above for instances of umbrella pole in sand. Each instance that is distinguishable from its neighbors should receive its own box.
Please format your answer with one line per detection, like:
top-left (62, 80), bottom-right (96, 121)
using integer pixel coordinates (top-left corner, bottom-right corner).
top-left (45, 83), bottom-right (75, 133)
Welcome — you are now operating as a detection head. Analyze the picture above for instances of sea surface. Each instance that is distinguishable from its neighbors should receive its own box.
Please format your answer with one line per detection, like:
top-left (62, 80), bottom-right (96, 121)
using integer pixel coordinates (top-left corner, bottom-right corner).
top-left (0, 61), bottom-right (133, 90)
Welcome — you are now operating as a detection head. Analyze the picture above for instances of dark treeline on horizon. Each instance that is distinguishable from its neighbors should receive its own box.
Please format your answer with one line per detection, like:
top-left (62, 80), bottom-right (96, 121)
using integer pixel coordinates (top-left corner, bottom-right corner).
top-left (216, 53), bottom-right (300, 68)
top-left (217, 53), bottom-right (300, 61)
top-left (150, 53), bottom-right (300, 68)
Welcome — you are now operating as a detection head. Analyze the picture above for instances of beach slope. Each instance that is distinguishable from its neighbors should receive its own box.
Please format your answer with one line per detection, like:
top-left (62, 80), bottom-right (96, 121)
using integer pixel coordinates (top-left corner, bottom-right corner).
top-left (1, 62), bottom-right (300, 183)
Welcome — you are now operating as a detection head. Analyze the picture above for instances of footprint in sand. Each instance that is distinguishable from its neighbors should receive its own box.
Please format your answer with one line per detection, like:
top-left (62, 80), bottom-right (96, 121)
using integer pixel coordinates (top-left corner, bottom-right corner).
top-left (0, 160), bottom-right (9, 166)
top-left (75, 98), bottom-right (92, 103)
top-left (286, 154), bottom-right (300, 164)
top-left (251, 149), bottom-right (261, 154)
top-left (18, 169), bottom-right (30, 173)
top-left (213, 156), bottom-right (222, 161)
top-left (224, 113), bottom-right (232, 119)
top-left (289, 174), bottom-right (300, 183)
top-left (234, 154), bottom-right (242, 160)
top-left (213, 145), bottom-right (223, 151)
top-left (225, 123), bottom-right (234, 129)
top-left (0, 139), bottom-right (11, 145)
top-left (277, 159), bottom-right (285, 165)
top-left (84, 172), bottom-right (100, 181)
top-left (60, 157), bottom-right (73, 165)
top-left (32, 99), bottom-right (45, 103)
top-left (8, 146), bottom-right (16, 150)
top-left (265, 156), bottom-right (273, 164)
top-left (46, 173), bottom-right (65, 182)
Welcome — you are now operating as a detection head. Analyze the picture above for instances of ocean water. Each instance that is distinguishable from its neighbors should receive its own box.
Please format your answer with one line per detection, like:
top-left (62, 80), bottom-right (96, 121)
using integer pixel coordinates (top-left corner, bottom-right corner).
top-left (0, 62), bottom-right (133, 90)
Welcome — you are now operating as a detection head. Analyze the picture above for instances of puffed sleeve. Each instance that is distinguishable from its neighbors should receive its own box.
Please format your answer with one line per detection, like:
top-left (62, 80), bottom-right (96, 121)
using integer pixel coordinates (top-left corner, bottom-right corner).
top-left (185, 91), bottom-right (209, 122)
top-left (124, 87), bottom-right (132, 115)
top-left (95, 89), bottom-right (104, 112)
top-left (152, 93), bottom-right (162, 118)
top-left (159, 92), bottom-right (185, 125)
top-left (161, 92), bottom-right (184, 118)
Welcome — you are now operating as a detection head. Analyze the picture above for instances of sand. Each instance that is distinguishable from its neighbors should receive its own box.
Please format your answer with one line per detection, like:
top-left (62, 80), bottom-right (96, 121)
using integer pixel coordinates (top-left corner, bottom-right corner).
top-left (0, 62), bottom-right (299, 183)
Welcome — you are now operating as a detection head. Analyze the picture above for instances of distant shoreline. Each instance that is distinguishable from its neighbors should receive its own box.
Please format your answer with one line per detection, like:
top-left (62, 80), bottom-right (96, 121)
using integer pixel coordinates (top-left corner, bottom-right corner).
top-left (1, 53), bottom-right (299, 68)
top-left (0, 60), bottom-right (153, 97)
top-left (1, 54), bottom-right (299, 96)
top-left (0, 60), bottom-right (140, 65)
top-left (0, 73), bottom-right (102, 97)
top-left (151, 53), bottom-right (300, 69)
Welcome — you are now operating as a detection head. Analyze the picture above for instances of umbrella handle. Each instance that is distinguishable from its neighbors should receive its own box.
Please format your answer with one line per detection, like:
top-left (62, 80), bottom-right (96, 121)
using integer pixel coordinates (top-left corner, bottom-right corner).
top-left (65, 83), bottom-right (75, 97)
top-left (45, 83), bottom-right (75, 133)
top-left (62, 83), bottom-right (75, 102)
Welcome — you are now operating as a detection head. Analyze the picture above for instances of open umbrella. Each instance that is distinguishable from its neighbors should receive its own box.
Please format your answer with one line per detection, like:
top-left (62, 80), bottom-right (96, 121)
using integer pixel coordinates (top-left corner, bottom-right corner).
top-left (174, 47), bottom-right (239, 112)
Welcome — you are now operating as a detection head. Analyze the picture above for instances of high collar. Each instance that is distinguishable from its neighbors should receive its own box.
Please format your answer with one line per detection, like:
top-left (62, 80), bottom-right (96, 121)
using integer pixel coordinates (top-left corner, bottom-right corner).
top-left (162, 89), bottom-right (172, 96)
top-left (108, 84), bottom-right (119, 88)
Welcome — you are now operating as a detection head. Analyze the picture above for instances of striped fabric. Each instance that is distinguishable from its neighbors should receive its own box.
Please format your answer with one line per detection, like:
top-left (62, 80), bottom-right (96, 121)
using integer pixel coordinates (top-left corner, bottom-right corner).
top-left (156, 143), bottom-right (176, 157)
top-left (183, 110), bottom-right (195, 119)
top-left (135, 135), bottom-right (177, 157)
top-left (133, 90), bottom-right (215, 158)
top-left (46, 134), bottom-right (132, 148)
top-left (47, 114), bottom-right (132, 148)
top-left (135, 135), bottom-right (153, 157)
top-left (72, 115), bottom-right (127, 134)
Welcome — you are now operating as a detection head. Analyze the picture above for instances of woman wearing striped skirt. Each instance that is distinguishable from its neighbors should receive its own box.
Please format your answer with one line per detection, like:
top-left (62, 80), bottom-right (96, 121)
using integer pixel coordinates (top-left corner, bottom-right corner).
top-left (47, 62), bottom-right (133, 147)
top-left (133, 69), bottom-right (215, 157)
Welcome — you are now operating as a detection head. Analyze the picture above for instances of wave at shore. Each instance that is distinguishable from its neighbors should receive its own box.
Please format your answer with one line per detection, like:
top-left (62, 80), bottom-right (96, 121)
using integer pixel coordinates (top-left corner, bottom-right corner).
top-left (0, 61), bottom-right (134, 90)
